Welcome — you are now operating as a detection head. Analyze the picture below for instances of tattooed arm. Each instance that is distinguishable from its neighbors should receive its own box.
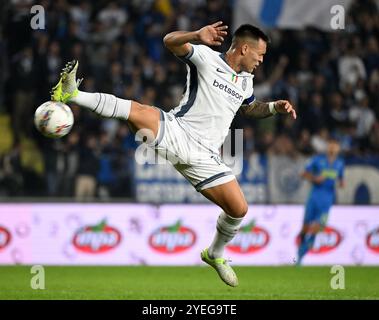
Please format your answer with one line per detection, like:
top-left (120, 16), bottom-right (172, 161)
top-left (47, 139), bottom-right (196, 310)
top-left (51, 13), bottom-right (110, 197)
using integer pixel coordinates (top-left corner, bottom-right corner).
top-left (240, 99), bottom-right (297, 119)
top-left (240, 100), bottom-right (273, 118)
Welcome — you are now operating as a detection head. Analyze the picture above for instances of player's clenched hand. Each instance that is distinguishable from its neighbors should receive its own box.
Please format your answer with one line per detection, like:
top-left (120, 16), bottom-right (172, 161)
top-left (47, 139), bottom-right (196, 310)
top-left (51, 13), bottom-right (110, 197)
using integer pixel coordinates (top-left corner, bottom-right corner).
top-left (313, 175), bottom-right (326, 184)
top-left (197, 21), bottom-right (228, 46)
top-left (273, 100), bottom-right (297, 119)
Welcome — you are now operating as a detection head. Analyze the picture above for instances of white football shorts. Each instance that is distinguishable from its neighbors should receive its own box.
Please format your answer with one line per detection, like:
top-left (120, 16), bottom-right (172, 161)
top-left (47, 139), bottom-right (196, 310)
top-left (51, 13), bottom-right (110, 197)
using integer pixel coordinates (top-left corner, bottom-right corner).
top-left (147, 109), bottom-right (235, 191)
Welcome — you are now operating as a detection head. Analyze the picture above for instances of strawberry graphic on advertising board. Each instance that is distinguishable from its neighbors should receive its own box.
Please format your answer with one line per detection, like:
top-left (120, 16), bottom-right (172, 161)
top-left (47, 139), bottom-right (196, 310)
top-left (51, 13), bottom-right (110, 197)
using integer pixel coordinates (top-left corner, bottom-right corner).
top-left (149, 220), bottom-right (196, 254)
top-left (366, 227), bottom-right (379, 253)
top-left (227, 219), bottom-right (270, 254)
top-left (296, 226), bottom-right (342, 254)
top-left (0, 226), bottom-right (11, 250)
top-left (72, 219), bottom-right (121, 254)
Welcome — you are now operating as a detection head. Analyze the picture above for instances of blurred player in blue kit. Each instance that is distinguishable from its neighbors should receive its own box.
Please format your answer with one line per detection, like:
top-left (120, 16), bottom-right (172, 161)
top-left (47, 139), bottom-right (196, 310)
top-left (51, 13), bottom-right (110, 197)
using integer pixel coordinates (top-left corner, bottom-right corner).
top-left (297, 138), bottom-right (345, 265)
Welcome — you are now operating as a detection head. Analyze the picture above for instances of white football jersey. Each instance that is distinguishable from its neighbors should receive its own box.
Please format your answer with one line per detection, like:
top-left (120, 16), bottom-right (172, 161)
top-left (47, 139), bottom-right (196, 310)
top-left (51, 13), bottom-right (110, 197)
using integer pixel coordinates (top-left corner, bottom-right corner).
top-left (169, 44), bottom-right (255, 153)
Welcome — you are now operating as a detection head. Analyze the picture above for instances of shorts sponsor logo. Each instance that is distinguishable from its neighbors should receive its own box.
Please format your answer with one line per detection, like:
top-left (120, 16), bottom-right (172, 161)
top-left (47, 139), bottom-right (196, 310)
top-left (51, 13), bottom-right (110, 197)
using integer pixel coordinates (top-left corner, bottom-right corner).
top-left (0, 226), bottom-right (11, 250)
top-left (149, 220), bottom-right (196, 254)
top-left (227, 220), bottom-right (269, 254)
top-left (366, 227), bottom-right (379, 253)
top-left (72, 219), bottom-right (121, 254)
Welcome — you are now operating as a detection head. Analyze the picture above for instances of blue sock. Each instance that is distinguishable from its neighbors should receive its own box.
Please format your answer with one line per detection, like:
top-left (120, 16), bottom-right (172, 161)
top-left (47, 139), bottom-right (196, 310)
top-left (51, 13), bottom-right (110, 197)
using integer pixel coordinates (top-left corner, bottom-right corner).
top-left (297, 233), bottom-right (316, 264)
top-left (306, 234), bottom-right (316, 251)
top-left (297, 234), bottom-right (308, 264)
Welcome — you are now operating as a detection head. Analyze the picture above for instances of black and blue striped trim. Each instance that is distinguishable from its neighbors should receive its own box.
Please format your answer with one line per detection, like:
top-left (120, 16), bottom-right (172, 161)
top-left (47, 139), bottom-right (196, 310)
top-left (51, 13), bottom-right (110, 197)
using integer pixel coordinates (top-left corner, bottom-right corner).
top-left (176, 46), bottom-right (194, 62)
top-left (195, 171), bottom-right (233, 191)
top-left (243, 94), bottom-right (256, 105)
top-left (175, 60), bottom-right (198, 117)
top-left (219, 52), bottom-right (228, 64)
top-left (154, 109), bottom-right (165, 147)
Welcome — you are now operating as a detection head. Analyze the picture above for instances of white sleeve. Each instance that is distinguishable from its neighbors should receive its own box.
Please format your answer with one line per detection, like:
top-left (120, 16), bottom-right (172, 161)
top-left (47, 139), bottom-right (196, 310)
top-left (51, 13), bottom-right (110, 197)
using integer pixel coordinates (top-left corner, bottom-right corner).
top-left (177, 44), bottom-right (211, 68)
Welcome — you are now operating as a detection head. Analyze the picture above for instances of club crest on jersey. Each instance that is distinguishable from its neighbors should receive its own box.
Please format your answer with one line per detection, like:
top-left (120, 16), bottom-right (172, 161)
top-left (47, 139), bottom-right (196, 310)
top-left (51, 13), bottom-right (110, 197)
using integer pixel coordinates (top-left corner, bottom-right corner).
top-left (242, 78), bottom-right (247, 91)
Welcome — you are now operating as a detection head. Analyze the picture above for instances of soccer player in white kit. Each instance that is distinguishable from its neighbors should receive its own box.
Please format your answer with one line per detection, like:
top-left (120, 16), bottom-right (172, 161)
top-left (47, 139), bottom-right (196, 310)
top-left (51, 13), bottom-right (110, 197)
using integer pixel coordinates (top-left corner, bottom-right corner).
top-left (51, 22), bottom-right (296, 287)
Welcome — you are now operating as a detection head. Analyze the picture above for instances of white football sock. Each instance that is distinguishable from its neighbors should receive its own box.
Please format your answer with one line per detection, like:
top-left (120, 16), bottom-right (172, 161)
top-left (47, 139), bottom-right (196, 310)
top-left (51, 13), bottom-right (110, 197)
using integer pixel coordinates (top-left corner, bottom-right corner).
top-left (208, 211), bottom-right (243, 259)
top-left (71, 91), bottom-right (131, 120)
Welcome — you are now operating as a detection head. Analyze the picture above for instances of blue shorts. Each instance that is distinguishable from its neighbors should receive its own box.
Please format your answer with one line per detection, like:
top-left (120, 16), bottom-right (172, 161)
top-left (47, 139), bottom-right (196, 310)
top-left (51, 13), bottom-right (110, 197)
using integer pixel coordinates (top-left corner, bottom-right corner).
top-left (303, 197), bottom-right (332, 226)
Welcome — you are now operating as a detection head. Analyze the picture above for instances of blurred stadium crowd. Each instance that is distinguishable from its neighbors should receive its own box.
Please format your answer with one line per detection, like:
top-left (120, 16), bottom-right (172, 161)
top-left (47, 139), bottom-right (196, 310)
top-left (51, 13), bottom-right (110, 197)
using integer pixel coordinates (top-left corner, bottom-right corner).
top-left (0, 0), bottom-right (378, 199)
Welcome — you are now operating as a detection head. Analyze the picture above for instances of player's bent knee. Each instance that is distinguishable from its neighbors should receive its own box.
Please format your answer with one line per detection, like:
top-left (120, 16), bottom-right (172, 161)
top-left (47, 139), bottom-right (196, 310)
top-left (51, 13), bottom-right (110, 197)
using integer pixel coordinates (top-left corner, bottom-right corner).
top-left (225, 201), bottom-right (248, 218)
top-left (240, 202), bottom-right (249, 216)
top-left (129, 101), bottom-right (152, 120)
top-left (309, 223), bottom-right (321, 234)
top-left (302, 225), bottom-right (310, 233)
top-left (129, 101), bottom-right (160, 137)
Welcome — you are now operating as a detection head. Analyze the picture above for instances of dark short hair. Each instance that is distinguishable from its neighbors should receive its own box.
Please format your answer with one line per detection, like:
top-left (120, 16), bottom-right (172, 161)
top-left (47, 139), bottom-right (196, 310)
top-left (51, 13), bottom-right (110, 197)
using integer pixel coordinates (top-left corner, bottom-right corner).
top-left (233, 24), bottom-right (270, 44)
top-left (328, 136), bottom-right (340, 144)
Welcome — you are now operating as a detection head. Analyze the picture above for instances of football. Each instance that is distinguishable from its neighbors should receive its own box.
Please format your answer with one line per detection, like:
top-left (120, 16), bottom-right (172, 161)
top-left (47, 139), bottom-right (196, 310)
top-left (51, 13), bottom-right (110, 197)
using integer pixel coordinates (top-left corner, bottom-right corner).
top-left (34, 101), bottom-right (74, 138)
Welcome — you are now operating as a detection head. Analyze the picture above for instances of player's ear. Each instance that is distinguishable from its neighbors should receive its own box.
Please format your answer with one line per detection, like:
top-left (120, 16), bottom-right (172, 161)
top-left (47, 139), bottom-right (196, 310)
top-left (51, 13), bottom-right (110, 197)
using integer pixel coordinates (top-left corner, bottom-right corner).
top-left (241, 44), bottom-right (249, 56)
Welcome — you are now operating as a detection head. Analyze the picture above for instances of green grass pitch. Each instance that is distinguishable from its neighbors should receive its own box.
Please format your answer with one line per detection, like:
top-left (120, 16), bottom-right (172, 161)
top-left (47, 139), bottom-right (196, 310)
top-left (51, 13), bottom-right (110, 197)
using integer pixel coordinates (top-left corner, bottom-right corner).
top-left (0, 266), bottom-right (378, 300)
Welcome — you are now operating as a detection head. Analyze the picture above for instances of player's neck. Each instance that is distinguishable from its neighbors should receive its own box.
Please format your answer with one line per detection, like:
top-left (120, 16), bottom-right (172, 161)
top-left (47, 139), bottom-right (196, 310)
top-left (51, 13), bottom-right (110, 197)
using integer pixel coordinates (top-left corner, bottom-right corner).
top-left (225, 51), bottom-right (242, 74)
top-left (327, 154), bottom-right (337, 163)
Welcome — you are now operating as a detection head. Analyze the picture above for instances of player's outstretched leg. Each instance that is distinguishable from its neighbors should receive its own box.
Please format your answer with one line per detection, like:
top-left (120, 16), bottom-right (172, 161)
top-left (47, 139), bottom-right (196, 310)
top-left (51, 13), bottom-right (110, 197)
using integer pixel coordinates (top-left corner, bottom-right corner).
top-left (297, 223), bottom-right (319, 265)
top-left (51, 60), bottom-right (160, 140)
top-left (297, 228), bottom-right (310, 265)
top-left (51, 60), bottom-right (82, 103)
top-left (200, 179), bottom-right (248, 287)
